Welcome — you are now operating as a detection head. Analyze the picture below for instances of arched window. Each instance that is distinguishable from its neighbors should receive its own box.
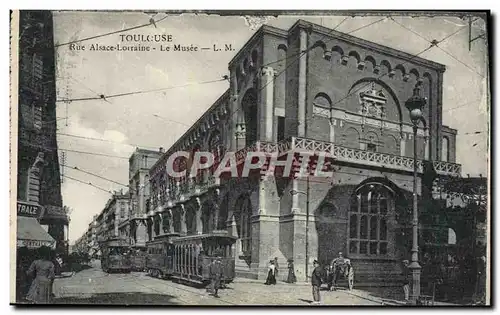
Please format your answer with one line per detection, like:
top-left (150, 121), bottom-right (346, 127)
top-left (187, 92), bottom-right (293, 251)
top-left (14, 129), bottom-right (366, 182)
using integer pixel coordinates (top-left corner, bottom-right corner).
top-left (348, 183), bottom-right (394, 256)
top-left (448, 228), bottom-right (457, 245)
top-left (242, 89), bottom-right (258, 146)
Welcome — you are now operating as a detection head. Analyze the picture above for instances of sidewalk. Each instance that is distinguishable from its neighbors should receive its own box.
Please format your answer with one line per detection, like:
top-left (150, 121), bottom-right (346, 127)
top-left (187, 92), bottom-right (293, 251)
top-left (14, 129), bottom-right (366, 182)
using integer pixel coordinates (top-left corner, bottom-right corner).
top-left (231, 277), bottom-right (461, 306)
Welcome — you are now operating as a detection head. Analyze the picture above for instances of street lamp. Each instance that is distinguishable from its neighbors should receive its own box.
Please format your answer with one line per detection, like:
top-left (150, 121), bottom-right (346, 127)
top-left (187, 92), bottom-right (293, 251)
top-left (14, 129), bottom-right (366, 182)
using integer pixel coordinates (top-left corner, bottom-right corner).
top-left (404, 81), bottom-right (427, 303)
top-left (290, 175), bottom-right (311, 281)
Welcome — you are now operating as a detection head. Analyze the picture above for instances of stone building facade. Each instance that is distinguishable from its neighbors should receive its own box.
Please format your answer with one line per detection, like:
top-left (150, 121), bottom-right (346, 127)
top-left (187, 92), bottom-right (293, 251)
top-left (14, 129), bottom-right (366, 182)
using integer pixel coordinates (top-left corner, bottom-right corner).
top-left (16, 11), bottom-right (68, 253)
top-left (95, 191), bottom-right (129, 242)
top-left (118, 148), bottom-right (162, 247)
top-left (147, 20), bottom-right (462, 284)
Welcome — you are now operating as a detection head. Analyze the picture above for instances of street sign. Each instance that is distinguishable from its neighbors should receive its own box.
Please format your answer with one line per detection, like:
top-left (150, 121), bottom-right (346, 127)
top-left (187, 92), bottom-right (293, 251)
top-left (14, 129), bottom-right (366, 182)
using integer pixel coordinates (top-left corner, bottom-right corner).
top-left (17, 239), bottom-right (55, 249)
top-left (17, 201), bottom-right (42, 218)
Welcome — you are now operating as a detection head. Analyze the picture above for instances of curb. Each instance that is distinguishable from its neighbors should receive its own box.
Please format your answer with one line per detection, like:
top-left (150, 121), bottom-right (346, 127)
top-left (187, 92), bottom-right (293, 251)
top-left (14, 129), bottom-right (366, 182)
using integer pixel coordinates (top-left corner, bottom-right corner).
top-left (344, 290), bottom-right (386, 305)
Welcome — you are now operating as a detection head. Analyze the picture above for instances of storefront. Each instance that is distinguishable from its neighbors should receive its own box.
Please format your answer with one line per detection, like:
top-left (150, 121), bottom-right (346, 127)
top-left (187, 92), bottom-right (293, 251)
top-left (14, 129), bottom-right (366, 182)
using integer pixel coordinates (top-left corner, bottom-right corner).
top-left (17, 201), bottom-right (55, 249)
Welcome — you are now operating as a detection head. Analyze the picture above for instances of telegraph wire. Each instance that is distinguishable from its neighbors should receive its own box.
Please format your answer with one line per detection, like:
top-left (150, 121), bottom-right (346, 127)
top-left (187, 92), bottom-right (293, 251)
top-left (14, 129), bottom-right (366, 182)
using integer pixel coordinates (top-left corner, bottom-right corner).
top-left (59, 148), bottom-right (130, 160)
top-left (390, 17), bottom-right (484, 77)
top-left (152, 114), bottom-right (191, 127)
top-left (434, 46), bottom-right (484, 77)
top-left (54, 15), bottom-right (168, 48)
top-left (57, 132), bottom-right (159, 150)
top-left (62, 174), bottom-right (114, 195)
top-left (55, 77), bottom-right (228, 103)
top-left (444, 97), bottom-right (484, 113)
top-left (63, 164), bottom-right (128, 187)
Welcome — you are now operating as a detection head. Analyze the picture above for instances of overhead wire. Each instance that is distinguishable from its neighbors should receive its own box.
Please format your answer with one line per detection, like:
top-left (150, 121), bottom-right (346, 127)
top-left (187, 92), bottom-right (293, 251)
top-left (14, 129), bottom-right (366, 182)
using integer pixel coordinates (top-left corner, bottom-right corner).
top-left (55, 77), bottom-right (228, 103)
top-left (57, 132), bottom-right (159, 150)
top-left (54, 15), bottom-right (169, 48)
top-left (390, 17), bottom-right (484, 78)
top-left (62, 174), bottom-right (114, 195)
top-left (63, 164), bottom-right (128, 187)
top-left (59, 148), bottom-right (130, 160)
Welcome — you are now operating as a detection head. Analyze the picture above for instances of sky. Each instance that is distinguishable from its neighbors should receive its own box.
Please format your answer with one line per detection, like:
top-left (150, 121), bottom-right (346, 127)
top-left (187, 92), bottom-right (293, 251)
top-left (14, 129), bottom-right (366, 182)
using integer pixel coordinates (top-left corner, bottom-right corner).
top-left (50, 11), bottom-right (489, 243)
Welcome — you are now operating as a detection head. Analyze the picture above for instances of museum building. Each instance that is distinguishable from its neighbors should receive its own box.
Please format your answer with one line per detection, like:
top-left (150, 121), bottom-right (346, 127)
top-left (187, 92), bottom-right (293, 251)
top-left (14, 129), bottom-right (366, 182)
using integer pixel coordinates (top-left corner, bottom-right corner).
top-left (146, 20), bottom-right (462, 285)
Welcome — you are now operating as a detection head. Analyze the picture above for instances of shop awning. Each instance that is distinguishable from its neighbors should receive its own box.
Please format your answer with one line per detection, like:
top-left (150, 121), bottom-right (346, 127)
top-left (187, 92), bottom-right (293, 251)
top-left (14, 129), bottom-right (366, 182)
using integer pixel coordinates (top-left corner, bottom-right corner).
top-left (17, 216), bottom-right (56, 249)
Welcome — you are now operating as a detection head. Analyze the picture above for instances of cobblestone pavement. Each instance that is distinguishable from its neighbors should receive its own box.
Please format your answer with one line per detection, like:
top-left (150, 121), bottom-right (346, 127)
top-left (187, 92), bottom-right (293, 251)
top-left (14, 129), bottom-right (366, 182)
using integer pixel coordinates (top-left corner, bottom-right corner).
top-left (52, 262), bottom-right (381, 306)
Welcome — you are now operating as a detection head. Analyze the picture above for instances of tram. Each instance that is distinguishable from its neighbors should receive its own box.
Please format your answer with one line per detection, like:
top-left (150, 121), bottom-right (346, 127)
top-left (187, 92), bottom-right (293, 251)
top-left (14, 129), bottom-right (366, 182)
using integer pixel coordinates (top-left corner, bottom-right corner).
top-left (145, 231), bottom-right (236, 286)
top-left (130, 247), bottom-right (148, 271)
top-left (99, 237), bottom-right (132, 273)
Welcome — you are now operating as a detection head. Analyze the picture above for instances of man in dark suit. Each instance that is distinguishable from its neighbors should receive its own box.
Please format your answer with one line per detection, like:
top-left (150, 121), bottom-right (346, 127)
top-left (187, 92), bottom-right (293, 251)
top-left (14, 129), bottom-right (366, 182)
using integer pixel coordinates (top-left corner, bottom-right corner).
top-left (311, 260), bottom-right (323, 304)
top-left (209, 256), bottom-right (223, 298)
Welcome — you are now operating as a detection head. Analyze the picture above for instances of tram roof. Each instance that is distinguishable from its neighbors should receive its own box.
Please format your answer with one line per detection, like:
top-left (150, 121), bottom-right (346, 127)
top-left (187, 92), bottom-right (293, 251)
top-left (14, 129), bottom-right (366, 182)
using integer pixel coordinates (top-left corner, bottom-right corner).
top-left (98, 237), bottom-right (130, 247)
top-left (172, 231), bottom-right (237, 243)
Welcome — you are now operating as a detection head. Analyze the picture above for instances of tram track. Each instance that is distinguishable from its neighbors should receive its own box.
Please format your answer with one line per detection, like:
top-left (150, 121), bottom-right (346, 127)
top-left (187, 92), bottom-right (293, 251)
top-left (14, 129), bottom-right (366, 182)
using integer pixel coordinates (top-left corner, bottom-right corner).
top-left (126, 272), bottom-right (238, 305)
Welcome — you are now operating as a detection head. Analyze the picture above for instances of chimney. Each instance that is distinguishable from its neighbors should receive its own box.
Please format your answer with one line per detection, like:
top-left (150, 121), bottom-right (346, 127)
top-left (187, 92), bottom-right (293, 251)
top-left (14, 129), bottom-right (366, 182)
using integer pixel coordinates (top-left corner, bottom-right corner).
top-left (159, 147), bottom-right (165, 153)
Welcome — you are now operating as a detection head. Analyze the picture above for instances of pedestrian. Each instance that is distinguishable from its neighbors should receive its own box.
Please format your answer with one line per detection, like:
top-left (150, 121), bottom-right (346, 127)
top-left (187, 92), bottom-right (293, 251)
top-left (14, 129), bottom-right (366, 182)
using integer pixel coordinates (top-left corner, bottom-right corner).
top-left (274, 257), bottom-right (279, 281)
top-left (402, 260), bottom-right (410, 302)
top-left (16, 247), bottom-right (32, 302)
top-left (287, 259), bottom-right (297, 284)
top-left (208, 256), bottom-right (223, 298)
top-left (311, 260), bottom-right (323, 305)
top-left (25, 246), bottom-right (56, 304)
top-left (265, 260), bottom-right (277, 285)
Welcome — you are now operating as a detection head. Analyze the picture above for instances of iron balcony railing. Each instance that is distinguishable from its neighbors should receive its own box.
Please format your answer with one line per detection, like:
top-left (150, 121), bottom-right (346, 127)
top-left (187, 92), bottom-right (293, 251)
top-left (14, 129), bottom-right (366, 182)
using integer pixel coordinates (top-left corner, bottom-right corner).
top-left (233, 137), bottom-right (461, 176)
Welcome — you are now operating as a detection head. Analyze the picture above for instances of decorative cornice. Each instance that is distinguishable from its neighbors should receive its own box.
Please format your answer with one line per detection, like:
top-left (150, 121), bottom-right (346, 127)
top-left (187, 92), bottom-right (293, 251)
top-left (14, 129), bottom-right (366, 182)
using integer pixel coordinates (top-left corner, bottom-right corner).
top-left (290, 19), bottom-right (446, 72)
top-left (228, 25), bottom-right (288, 68)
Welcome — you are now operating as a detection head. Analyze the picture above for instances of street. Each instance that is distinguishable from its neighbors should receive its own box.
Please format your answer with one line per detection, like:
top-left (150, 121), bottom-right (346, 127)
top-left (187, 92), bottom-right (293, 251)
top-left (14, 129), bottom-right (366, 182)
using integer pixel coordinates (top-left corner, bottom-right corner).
top-left (52, 261), bottom-right (381, 305)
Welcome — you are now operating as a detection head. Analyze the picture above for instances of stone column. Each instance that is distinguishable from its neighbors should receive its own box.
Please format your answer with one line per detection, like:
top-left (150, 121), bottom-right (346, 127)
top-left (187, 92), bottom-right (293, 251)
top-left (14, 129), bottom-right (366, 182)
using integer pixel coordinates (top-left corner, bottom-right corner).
top-left (260, 66), bottom-right (275, 142)
top-left (158, 212), bottom-right (164, 236)
top-left (167, 209), bottom-right (174, 234)
top-left (179, 204), bottom-right (187, 235)
top-left (195, 198), bottom-right (203, 234)
top-left (297, 28), bottom-right (308, 137)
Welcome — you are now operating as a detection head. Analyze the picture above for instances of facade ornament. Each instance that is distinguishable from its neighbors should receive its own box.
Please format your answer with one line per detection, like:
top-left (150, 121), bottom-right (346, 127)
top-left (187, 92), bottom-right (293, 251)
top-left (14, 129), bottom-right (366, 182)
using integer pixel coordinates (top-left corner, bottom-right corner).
top-left (373, 65), bottom-right (381, 74)
top-left (341, 55), bottom-right (349, 65)
top-left (357, 61), bottom-right (365, 70)
top-left (323, 50), bottom-right (332, 61)
top-left (403, 74), bottom-right (410, 82)
top-left (388, 70), bottom-right (396, 78)
top-left (242, 15), bottom-right (275, 31)
top-left (261, 66), bottom-right (275, 77)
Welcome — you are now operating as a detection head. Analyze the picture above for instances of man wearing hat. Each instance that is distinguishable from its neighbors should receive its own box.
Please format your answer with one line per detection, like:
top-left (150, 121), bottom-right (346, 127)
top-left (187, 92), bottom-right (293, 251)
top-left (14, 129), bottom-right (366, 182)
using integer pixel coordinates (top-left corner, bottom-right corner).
top-left (208, 255), bottom-right (223, 298)
top-left (311, 260), bottom-right (323, 304)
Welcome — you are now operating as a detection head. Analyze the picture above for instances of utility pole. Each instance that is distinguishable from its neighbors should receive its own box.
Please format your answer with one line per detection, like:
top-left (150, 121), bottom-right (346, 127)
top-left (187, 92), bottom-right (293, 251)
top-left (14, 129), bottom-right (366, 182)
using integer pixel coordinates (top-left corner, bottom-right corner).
top-left (468, 15), bottom-right (486, 51)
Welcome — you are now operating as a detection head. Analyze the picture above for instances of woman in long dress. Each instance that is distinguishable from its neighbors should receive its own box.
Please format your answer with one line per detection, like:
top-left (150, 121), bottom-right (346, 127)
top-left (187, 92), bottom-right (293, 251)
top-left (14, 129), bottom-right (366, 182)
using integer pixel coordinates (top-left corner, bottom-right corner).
top-left (26, 246), bottom-right (55, 304)
top-left (265, 260), bottom-right (276, 285)
top-left (286, 259), bottom-right (297, 284)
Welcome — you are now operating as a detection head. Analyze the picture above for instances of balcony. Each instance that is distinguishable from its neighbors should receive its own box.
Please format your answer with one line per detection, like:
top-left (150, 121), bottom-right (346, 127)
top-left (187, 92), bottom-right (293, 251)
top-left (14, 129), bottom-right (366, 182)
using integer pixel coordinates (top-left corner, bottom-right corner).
top-left (234, 137), bottom-right (462, 177)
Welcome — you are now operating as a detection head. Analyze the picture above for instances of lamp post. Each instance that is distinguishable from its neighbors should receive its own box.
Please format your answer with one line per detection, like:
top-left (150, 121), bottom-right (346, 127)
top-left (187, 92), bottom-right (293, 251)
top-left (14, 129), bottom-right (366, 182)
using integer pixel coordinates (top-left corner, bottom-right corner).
top-left (290, 175), bottom-right (310, 281)
top-left (404, 81), bottom-right (427, 303)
